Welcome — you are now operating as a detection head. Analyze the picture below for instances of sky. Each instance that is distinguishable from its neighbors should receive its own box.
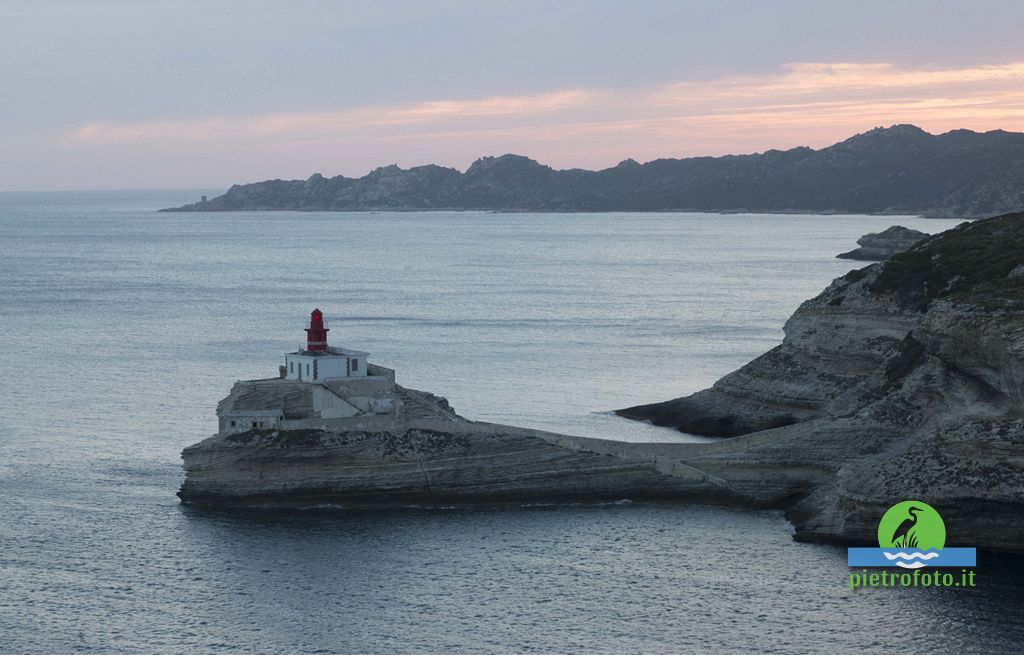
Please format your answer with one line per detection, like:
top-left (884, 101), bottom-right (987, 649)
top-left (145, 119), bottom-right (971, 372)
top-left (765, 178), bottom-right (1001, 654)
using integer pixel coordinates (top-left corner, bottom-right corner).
top-left (3, 0), bottom-right (1024, 191)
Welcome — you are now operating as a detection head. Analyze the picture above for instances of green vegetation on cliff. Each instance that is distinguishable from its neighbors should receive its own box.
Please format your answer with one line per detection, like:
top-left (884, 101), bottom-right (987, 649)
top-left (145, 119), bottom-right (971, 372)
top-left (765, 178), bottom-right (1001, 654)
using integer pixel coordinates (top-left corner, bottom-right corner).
top-left (870, 212), bottom-right (1024, 309)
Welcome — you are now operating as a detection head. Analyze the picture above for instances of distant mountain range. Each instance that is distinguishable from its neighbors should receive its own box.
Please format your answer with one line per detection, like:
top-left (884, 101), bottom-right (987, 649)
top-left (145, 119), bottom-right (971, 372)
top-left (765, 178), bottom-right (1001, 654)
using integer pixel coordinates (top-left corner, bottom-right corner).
top-left (161, 125), bottom-right (1024, 217)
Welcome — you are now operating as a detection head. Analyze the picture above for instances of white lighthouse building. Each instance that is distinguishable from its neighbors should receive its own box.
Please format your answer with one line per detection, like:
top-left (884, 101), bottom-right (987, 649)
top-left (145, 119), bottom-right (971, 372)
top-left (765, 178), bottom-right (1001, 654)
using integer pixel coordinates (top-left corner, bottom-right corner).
top-left (284, 308), bottom-right (369, 383)
top-left (215, 308), bottom-right (458, 435)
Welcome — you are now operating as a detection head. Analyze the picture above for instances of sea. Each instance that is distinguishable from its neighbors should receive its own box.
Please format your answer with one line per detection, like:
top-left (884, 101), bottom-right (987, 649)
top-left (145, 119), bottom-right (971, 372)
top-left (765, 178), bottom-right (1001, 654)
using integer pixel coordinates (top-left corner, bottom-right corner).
top-left (1, 190), bottom-right (1021, 654)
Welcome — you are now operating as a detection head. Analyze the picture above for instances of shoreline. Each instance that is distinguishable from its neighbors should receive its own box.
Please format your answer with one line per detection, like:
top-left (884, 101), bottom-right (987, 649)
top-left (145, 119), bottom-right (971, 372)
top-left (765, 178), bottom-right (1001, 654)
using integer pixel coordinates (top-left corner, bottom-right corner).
top-left (158, 205), bottom-right (953, 219)
top-left (180, 212), bottom-right (1024, 555)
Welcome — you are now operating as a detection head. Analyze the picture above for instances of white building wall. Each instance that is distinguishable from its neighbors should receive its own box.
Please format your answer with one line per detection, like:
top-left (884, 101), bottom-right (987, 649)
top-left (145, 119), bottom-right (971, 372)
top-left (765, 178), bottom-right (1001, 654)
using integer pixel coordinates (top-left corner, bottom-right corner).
top-left (348, 355), bottom-right (367, 377)
top-left (285, 354), bottom-right (305, 381)
top-left (312, 386), bottom-right (364, 418)
top-left (318, 357), bottom-right (349, 380)
top-left (219, 410), bottom-right (283, 434)
top-left (311, 387), bottom-right (396, 418)
top-left (285, 352), bottom-right (368, 382)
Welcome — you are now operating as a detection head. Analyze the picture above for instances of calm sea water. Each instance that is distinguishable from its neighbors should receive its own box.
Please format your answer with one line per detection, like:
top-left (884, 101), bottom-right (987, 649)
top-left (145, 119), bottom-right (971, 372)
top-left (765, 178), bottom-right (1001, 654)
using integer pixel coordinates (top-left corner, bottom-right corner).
top-left (1, 190), bottom-right (1020, 654)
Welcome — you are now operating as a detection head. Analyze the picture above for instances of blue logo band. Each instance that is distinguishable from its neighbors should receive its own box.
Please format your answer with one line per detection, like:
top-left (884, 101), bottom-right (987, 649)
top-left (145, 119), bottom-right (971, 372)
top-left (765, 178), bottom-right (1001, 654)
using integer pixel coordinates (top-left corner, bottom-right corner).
top-left (848, 547), bottom-right (977, 568)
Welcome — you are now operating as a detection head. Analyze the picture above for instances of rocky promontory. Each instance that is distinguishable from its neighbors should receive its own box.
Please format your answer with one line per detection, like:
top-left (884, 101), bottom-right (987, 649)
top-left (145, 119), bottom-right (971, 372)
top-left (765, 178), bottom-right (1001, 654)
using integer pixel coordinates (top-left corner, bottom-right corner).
top-left (180, 418), bottom-right (722, 509)
top-left (836, 225), bottom-right (929, 260)
top-left (162, 125), bottom-right (1024, 218)
top-left (618, 212), bottom-right (1024, 552)
top-left (182, 214), bottom-right (1024, 553)
top-left (181, 361), bottom-right (719, 509)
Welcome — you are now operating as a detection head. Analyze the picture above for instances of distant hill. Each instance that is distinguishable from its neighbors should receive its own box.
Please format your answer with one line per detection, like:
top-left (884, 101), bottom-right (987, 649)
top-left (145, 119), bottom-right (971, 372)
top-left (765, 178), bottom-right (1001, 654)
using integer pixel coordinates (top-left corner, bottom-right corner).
top-left (161, 125), bottom-right (1024, 217)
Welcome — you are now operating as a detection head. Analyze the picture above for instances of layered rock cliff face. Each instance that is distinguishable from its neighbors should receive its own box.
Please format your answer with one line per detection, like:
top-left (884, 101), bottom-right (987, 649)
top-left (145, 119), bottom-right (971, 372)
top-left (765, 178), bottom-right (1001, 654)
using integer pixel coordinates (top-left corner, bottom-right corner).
top-left (836, 225), bottom-right (929, 260)
top-left (179, 419), bottom-right (718, 508)
top-left (181, 213), bottom-right (1024, 552)
top-left (618, 212), bottom-right (1024, 551)
top-left (182, 381), bottom-right (717, 508)
top-left (162, 125), bottom-right (1024, 218)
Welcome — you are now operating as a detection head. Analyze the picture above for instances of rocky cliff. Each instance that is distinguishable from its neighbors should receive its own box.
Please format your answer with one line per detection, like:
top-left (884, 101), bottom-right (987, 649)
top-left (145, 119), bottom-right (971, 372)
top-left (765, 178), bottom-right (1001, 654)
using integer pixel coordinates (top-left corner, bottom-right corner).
top-left (179, 419), bottom-right (721, 509)
top-left (836, 225), bottom-right (929, 260)
top-left (180, 213), bottom-right (1024, 552)
top-left (181, 382), bottom-right (723, 509)
top-left (618, 212), bottom-right (1024, 551)
top-left (162, 125), bottom-right (1024, 217)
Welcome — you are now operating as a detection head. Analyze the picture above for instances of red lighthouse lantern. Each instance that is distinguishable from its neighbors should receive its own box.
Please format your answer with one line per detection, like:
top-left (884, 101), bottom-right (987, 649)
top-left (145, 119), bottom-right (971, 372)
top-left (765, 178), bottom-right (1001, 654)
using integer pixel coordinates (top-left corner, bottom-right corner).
top-left (305, 308), bottom-right (329, 351)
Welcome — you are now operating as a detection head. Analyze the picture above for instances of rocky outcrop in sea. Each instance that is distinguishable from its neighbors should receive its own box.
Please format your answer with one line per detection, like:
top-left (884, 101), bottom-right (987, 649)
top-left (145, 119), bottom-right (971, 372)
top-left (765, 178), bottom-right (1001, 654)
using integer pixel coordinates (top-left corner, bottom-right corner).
top-left (181, 368), bottom-right (708, 508)
top-left (618, 212), bottom-right (1024, 552)
top-left (836, 225), bottom-right (929, 260)
top-left (181, 213), bottom-right (1024, 553)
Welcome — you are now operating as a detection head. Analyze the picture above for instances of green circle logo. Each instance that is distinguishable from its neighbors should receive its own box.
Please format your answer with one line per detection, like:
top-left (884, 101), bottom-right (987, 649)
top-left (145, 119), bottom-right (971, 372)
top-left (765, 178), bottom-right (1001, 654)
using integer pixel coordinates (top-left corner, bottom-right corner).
top-left (877, 500), bottom-right (946, 550)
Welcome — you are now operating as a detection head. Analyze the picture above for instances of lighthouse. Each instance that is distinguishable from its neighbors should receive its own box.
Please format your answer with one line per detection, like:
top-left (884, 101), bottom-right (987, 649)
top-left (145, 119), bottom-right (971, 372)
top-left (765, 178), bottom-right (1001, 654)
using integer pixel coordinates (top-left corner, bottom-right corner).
top-left (305, 308), bottom-right (329, 351)
top-left (284, 309), bottom-right (369, 383)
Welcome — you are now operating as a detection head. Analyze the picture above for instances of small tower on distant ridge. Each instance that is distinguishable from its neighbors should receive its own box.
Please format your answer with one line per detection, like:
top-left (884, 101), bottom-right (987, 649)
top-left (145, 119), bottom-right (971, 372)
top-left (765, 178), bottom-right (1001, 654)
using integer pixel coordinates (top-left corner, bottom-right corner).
top-left (305, 308), bottom-right (329, 351)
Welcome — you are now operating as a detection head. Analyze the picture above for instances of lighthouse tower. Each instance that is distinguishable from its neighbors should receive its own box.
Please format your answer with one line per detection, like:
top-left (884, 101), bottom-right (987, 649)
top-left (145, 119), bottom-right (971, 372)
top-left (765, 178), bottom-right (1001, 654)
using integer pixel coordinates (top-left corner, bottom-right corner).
top-left (284, 309), bottom-right (369, 383)
top-left (305, 308), bottom-right (329, 351)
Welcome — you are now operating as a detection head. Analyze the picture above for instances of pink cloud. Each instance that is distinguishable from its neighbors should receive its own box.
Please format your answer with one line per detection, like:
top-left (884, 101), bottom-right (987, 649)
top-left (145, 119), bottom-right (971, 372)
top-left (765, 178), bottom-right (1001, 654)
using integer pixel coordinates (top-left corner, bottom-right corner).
top-left (64, 60), bottom-right (1024, 182)
top-left (71, 88), bottom-right (597, 145)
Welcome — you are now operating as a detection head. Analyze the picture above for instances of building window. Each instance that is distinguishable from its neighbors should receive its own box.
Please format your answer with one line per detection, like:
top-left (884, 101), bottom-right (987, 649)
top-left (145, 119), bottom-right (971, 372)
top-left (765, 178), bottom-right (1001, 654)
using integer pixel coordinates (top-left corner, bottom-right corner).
top-left (306, 363), bottom-right (310, 376)
top-left (230, 420), bottom-right (236, 427)
top-left (352, 359), bottom-right (359, 372)
top-left (289, 362), bottom-right (293, 373)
